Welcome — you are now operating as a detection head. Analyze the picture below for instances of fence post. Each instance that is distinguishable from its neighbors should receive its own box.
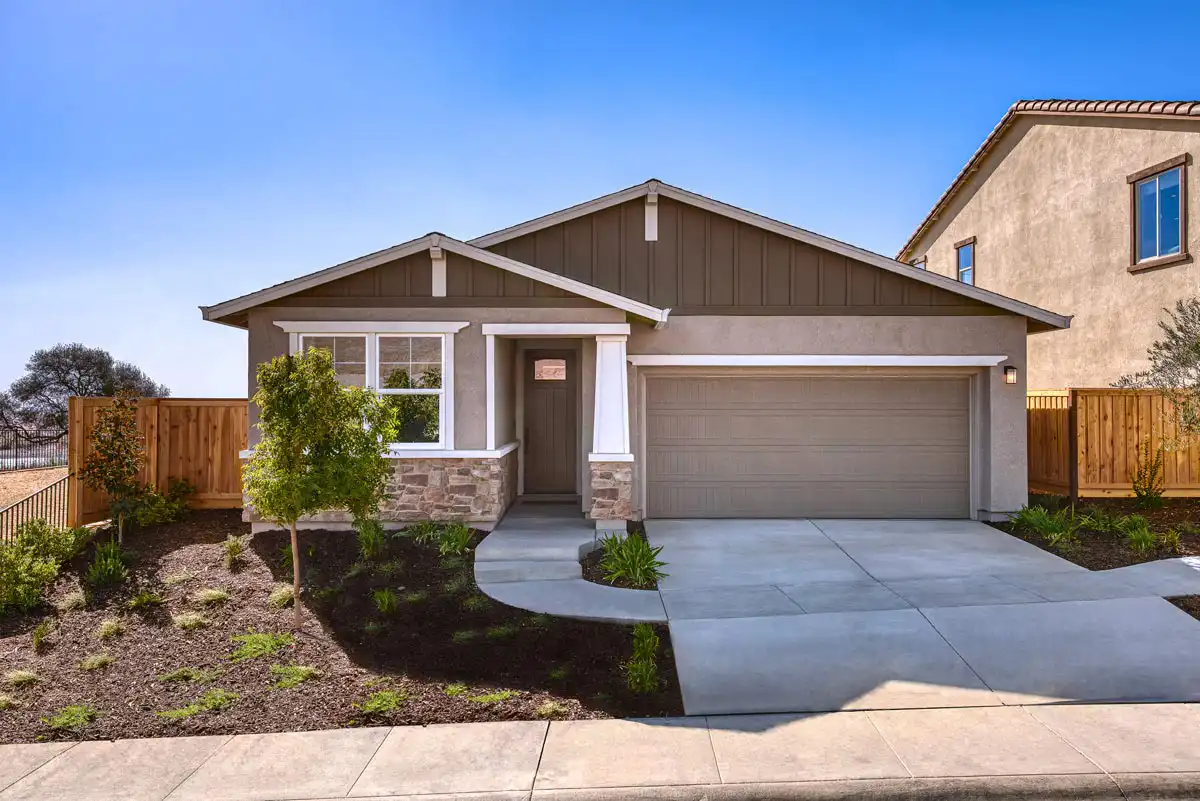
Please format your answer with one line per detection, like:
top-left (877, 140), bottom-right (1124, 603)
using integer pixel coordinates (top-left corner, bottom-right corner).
top-left (1068, 389), bottom-right (1080, 506)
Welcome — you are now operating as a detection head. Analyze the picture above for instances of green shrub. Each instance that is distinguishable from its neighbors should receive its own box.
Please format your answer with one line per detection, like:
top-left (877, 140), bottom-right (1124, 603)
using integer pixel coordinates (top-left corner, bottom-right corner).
top-left (172, 612), bottom-right (208, 630)
top-left (1121, 515), bottom-right (1158, 553)
top-left (57, 589), bottom-right (87, 612)
top-left (373, 588), bottom-right (400, 615)
top-left (1010, 505), bottom-right (1080, 551)
top-left (267, 584), bottom-right (295, 609)
top-left (222, 535), bottom-right (247, 569)
top-left (402, 590), bottom-right (428, 604)
top-left (130, 480), bottom-right (194, 528)
top-left (356, 519), bottom-right (387, 561)
top-left (0, 520), bottom-right (81, 615)
top-left (485, 623), bottom-right (519, 640)
top-left (4, 669), bottom-right (38, 687)
top-left (443, 682), bottom-right (468, 697)
top-left (157, 688), bottom-right (237, 721)
top-left (229, 630), bottom-right (295, 662)
top-left (159, 666), bottom-right (220, 683)
top-left (86, 540), bottom-right (128, 587)
top-left (80, 653), bottom-right (114, 671)
top-left (467, 690), bottom-right (519, 704)
top-left (1079, 505), bottom-right (1122, 533)
top-left (599, 534), bottom-right (668, 588)
top-left (163, 572), bottom-right (194, 586)
top-left (44, 704), bottom-right (96, 732)
top-left (31, 618), bottom-right (54, 652)
top-left (193, 588), bottom-right (231, 606)
top-left (438, 523), bottom-right (473, 556)
top-left (127, 590), bottom-right (164, 611)
top-left (1131, 440), bottom-right (1166, 509)
top-left (97, 618), bottom-right (127, 639)
top-left (403, 521), bottom-right (439, 545)
top-left (1161, 528), bottom-right (1183, 554)
top-left (359, 689), bottom-right (407, 714)
top-left (451, 629), bottom-right (478, 643)
top-left (535, 700), bottom-right (569, 719)
top-left (624, 624), bottom-right (660, 695)
top-left (270, 664), bottom-right (321, 689)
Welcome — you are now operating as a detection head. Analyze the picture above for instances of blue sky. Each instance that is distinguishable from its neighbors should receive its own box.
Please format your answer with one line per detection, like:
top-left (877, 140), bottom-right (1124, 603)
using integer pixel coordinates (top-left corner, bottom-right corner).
top-left (2, 1), bottom-right (1197, 397)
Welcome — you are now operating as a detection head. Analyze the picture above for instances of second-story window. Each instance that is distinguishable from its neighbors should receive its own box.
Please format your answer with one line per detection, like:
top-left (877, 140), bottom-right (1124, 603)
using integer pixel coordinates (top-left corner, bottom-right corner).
top-left (1132, 160), bottom-right (1184, 264)
top-left (955, 237), bottom-right (975, 285)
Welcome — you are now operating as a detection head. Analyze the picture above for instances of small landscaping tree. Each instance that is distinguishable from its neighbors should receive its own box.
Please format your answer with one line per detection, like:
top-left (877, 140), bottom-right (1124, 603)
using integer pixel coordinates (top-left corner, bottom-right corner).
top-left (78, 393), bottom-right (145, 543)
top-left (1116, 298), bottom-right (1200, 447)
top-left (243, 347), bottom-right (397, 627)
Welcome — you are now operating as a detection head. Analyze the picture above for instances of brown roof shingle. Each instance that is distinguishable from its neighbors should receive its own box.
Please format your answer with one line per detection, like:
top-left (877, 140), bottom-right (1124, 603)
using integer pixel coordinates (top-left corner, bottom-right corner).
top-left (897, 99), bottom-right (1200, 260)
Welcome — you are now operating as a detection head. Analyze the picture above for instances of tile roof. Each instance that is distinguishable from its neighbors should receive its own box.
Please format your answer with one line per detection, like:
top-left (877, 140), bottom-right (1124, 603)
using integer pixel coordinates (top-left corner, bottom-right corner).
top-left (897, 99), bottom-right (1200, 260)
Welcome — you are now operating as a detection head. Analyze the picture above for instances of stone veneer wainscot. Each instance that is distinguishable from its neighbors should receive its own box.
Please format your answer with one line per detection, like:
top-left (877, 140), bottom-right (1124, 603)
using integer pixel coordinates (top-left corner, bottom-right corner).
top-left (589, 461), bottom-right (633, 520)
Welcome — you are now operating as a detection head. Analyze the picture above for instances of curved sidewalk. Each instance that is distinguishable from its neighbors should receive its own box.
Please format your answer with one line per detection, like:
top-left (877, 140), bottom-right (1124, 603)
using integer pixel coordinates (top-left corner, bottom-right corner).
top-left (474, 502), bottom-right (666, 624)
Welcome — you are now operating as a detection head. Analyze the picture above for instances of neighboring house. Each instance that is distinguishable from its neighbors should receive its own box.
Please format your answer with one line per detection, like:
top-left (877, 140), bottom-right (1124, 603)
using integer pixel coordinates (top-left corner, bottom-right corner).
top-left (897, 99), bottom-right (1200, 389)
top-left (201, 180), bottom-right (1067, 528)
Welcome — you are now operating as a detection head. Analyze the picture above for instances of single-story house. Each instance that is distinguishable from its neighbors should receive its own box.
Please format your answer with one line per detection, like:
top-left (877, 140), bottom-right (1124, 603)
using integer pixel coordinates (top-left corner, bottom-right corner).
top-left (201, 180), bottom-right (1070, 530)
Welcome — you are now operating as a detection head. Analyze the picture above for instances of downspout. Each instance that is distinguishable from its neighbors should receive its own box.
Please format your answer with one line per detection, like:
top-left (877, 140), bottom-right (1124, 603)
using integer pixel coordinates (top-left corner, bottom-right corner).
top-left (653, 308), bottom-right (672, 330)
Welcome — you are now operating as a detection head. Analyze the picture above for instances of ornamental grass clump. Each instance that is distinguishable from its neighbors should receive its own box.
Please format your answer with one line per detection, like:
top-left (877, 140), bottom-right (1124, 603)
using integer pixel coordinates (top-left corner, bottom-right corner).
top-left (1121, 514), bottom-right (1158, 553)
top-left (599, 533), bottom-right (668, 589)
top-left (624, 624), bottom-right (660, 695)
top-left (1009, 504), bottom-right (1080, 552)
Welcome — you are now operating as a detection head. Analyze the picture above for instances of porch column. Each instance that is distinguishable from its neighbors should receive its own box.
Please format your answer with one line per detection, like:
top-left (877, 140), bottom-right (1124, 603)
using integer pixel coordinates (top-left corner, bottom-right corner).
top-left (589, 334), bottom-right (633, 527)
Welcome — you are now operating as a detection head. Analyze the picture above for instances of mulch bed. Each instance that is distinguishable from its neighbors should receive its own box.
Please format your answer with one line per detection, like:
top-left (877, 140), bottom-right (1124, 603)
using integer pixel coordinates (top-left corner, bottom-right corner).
top-left (0, 510), bottom-right (682, 744)
top-left (990, 497), bottom-right (1200, 571)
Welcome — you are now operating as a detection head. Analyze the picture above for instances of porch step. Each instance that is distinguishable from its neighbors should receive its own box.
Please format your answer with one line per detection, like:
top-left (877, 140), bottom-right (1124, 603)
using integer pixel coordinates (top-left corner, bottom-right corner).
top-left (473, 560), bottom-right (581, 584)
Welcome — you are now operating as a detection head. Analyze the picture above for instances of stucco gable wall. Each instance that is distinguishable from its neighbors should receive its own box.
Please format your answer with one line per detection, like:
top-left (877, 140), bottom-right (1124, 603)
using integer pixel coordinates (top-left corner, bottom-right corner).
top-left (909, 116), bottom-right (1200, 388)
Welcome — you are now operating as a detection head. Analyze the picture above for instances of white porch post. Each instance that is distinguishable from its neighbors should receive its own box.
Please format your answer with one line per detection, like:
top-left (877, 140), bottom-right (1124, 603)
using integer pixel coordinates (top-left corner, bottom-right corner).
top-left (590, 335), bottom-right (632, 460)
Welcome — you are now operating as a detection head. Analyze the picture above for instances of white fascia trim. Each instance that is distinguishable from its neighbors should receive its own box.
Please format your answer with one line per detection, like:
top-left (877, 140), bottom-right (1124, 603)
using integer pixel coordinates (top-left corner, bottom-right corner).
top-left (437, 237), bottom-right (669, 323)
top-left (202, 234), bottom-right (437, 322)
top-left (481, 323), bottom-right (632, 337)
top-left (626, 354), bottom-right (1008, 367)
top-left (588, 452), bottom-right (635, 462)
top-left (388, 441), bottom-right (518, 459)
top-left (275, 321), bottom-right (470, 334)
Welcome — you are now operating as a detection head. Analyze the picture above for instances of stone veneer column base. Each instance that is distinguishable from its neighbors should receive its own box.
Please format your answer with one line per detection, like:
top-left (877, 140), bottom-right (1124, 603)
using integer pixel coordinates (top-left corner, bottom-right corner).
top-left (588, 461), bottom-right (633, 522)
top-left (243, 449), bottom-right (518, 527)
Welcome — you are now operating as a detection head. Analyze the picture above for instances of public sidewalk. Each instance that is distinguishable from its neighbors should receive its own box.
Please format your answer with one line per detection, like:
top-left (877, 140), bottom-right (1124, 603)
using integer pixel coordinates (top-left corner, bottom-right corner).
top-left (3, 703), bottom-right (1200, 800)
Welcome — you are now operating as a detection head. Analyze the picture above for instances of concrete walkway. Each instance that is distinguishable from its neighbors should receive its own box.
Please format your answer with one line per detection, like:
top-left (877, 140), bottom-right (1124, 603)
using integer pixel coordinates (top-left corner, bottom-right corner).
top-left (4, 703), bottom-right (1200, 800)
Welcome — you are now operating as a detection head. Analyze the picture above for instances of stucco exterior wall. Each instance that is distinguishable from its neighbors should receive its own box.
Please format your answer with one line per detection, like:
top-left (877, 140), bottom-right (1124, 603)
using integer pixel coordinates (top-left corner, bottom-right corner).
top-left (627, 315), bottom-right (1029, 518)
top-left (907, 116), bottom-right (1200, 388)
top-left (246, 305), bottom-right (624, 448)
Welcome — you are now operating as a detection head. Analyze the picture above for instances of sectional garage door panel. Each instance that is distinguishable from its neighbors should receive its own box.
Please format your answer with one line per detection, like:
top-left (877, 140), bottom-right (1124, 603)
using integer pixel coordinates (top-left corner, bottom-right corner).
top-left (645, 375), bottom-right (970, 518)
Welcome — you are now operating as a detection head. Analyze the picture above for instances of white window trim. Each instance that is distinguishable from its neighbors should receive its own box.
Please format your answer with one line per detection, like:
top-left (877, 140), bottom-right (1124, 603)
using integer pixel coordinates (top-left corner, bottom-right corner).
top-left (1135, 167), bottom-right (1182, 262)
top-left (625, 354), bottom-right (1008, 367)
top-left (288, 325), bottom-right (464, 450)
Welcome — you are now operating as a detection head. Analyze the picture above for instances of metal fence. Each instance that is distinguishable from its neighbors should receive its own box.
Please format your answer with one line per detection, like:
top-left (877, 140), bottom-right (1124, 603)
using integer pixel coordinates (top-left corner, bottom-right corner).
top-left (0, 428), bottom-right (68, 472)
top-left (0, 472), bottom-right (71, 544)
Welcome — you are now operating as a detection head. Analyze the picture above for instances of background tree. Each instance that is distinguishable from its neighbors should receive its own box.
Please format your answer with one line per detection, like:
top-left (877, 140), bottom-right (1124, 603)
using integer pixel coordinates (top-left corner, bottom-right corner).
top-left (243, 347), bottom-right (397, 627)
top-left (1116, 297), bottom-right (1200, 446)
top-left (78, 394), bottom-right (146, 543)
top-left (0, 343), bottom-right (169, 440)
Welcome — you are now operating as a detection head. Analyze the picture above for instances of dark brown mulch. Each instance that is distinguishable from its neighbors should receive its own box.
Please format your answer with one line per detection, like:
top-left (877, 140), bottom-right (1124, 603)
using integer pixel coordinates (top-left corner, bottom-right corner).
top-left (991, 497), bottom-right (1200, 571)
top-left (1170, 596), bottom-right (1200, 621)
top-left (0, 511), bottom-right (682, 744)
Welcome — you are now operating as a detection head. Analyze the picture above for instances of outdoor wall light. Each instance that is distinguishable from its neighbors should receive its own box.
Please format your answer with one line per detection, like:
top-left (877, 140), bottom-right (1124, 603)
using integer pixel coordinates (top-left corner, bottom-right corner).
top-left (1004, 366), bottom-right (1018, 385)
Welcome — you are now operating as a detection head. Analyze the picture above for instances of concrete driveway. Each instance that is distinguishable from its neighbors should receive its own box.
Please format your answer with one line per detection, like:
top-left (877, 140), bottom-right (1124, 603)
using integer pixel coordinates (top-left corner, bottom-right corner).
top-left (645, 519), bottom-right (1200, 716)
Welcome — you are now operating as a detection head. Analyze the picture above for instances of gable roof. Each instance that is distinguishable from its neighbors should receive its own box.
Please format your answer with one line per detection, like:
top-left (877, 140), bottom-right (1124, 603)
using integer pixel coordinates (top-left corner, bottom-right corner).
top-left (200, 233), bottom-right (670, 326)
top-left (897, 99), bottom-right (1200, 261)
top-left (201, 179), bottom-right (1070, 331)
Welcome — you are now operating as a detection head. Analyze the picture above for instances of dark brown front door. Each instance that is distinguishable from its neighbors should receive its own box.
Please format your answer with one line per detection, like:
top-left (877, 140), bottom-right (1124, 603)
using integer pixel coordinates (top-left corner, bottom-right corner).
top-left (523, 349), bottom-right (578, 495)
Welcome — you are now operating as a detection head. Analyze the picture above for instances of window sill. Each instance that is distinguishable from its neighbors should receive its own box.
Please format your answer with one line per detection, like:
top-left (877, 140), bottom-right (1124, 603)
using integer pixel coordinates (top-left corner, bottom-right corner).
top-left (1129, 251), bottom-right (1191, 273)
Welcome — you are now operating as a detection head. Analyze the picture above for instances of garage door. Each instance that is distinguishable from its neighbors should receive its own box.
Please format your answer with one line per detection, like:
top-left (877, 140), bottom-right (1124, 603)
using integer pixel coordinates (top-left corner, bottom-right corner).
top-left (644, 374), bottom-right (970, 518)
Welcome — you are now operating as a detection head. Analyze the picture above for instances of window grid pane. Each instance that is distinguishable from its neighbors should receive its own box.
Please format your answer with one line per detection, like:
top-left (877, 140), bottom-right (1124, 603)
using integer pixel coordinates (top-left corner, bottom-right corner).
top-left (301, 335), bottom-right (366, 387)
top-left (378, 335), bottom-right (443, 391)
top-left (1159, 168), bottom-right (1182, 257)
top-left (1138, 177), bottom-right (1159, 260)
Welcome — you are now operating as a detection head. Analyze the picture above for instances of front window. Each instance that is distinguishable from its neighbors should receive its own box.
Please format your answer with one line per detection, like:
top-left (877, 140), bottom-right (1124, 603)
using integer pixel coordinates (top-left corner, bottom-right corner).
top-left (1135, 166), bottom-right (1183, 263)
top-left (956, 239), bottom-right (975, 285)
top-left (297, 332), bottom-right (449, 448)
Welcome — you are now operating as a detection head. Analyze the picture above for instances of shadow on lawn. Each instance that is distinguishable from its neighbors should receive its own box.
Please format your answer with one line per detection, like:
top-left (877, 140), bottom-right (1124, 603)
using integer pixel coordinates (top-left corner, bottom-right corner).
top-left (248, 526), bottom-right (683, 718)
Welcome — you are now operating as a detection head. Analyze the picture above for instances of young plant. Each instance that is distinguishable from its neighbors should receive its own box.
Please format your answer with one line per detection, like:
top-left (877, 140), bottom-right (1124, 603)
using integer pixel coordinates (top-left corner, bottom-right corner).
top-left (159, 666), bottom-right (220, 683)
top-left (1160, 528), bottom-right (1183, 554)
top-left (443, 682), bottom-right (468, 697)
top-left (44, 705), bottom-right (97, 732)
top-left (57, 589), bottom-right (87, 612)
top-left (243, 346), bottom-right (399, 627)
top-left (404, 521), bottom-right (440, 545)
top-left (373, 588), bottom-right (400, 615)
top-left (79, 653), bottom-right (114, 671)
top-left (438, 523), bottom-right (473, 556)
top-left (599, 533), bottom-right (668, 589)
top-left (451, 629), bottom-right (479, 644)
top-left (78, 393), bottom-right (145, 543)
top-left (1010, 505), bottom-right (1080, 551)
top-left (0, 694), bottom-right (18, 711)
top-left (157, 688), bottom-right (238, 721)
top-left (222, 535), bottom-right (247, 569)
top-left (31, 618), bottom-right (54, 652)
top-left (163, 572), bottom-right (194, 586)
top-left (1131, 440), bottom-right (1166, 509)
top-left (535, 700), bottom-right (569, 719)
top-left (467, 690), bottom-right (519, 704)
top-left (1121, 514), bottom-right (1158, 553)
top-left (461, 594), bottom-right (489, 612)
top-left (229, 630), bottom-right (295, 662)
top-left (127, 590), bottom-right (164, 611)
top-left (131, 479), bottom-right (195, 528)
top-left (193, 588), bottom-right (231, 606)
top-left (4, 669), bottom-right (38, 688)
top-left (356, 519), bottom-right (387, 562)
top-left (402, 590), bottom-right (428, 604)
top-left (173, 612), bottom-right (208, 630)
top-left (1079, 505), bottom-right (1122, 533)
top-left (86, 540), bottom-right (128, 587)
top-left (267, 584), bottom-right (295, 609)
top-left (269, 664), bottom-right (321, 689)
top-left (485, 623), bottom-right (519, 640)
top-left (358, 689), bottom-right (407, 715)
top-left (442, 574), bottom-right (471, 594)
top-left (624, 623), bottom-right (660, 695)
top-left (96, 618), bottom-right (127, 639)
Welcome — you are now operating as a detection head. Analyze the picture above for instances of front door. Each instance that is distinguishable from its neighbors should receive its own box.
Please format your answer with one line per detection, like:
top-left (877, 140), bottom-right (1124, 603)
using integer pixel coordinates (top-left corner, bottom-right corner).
top-left (523, 349), bottom-right (578, 495)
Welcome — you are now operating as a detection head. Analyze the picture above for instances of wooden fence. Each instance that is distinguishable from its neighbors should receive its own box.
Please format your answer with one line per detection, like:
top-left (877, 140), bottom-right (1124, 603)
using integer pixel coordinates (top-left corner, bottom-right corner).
top-left (1028, 389), bottom-right (1200, 500)
top-left (67, 398), bottom-right (248, 527)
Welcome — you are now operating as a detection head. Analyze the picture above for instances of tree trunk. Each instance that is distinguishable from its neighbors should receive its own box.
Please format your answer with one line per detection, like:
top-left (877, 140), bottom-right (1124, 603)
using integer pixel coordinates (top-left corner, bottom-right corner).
top-left (290, 521), bottom-right (301, 629)
top-left (117, 511), bottom-right (124, 546)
